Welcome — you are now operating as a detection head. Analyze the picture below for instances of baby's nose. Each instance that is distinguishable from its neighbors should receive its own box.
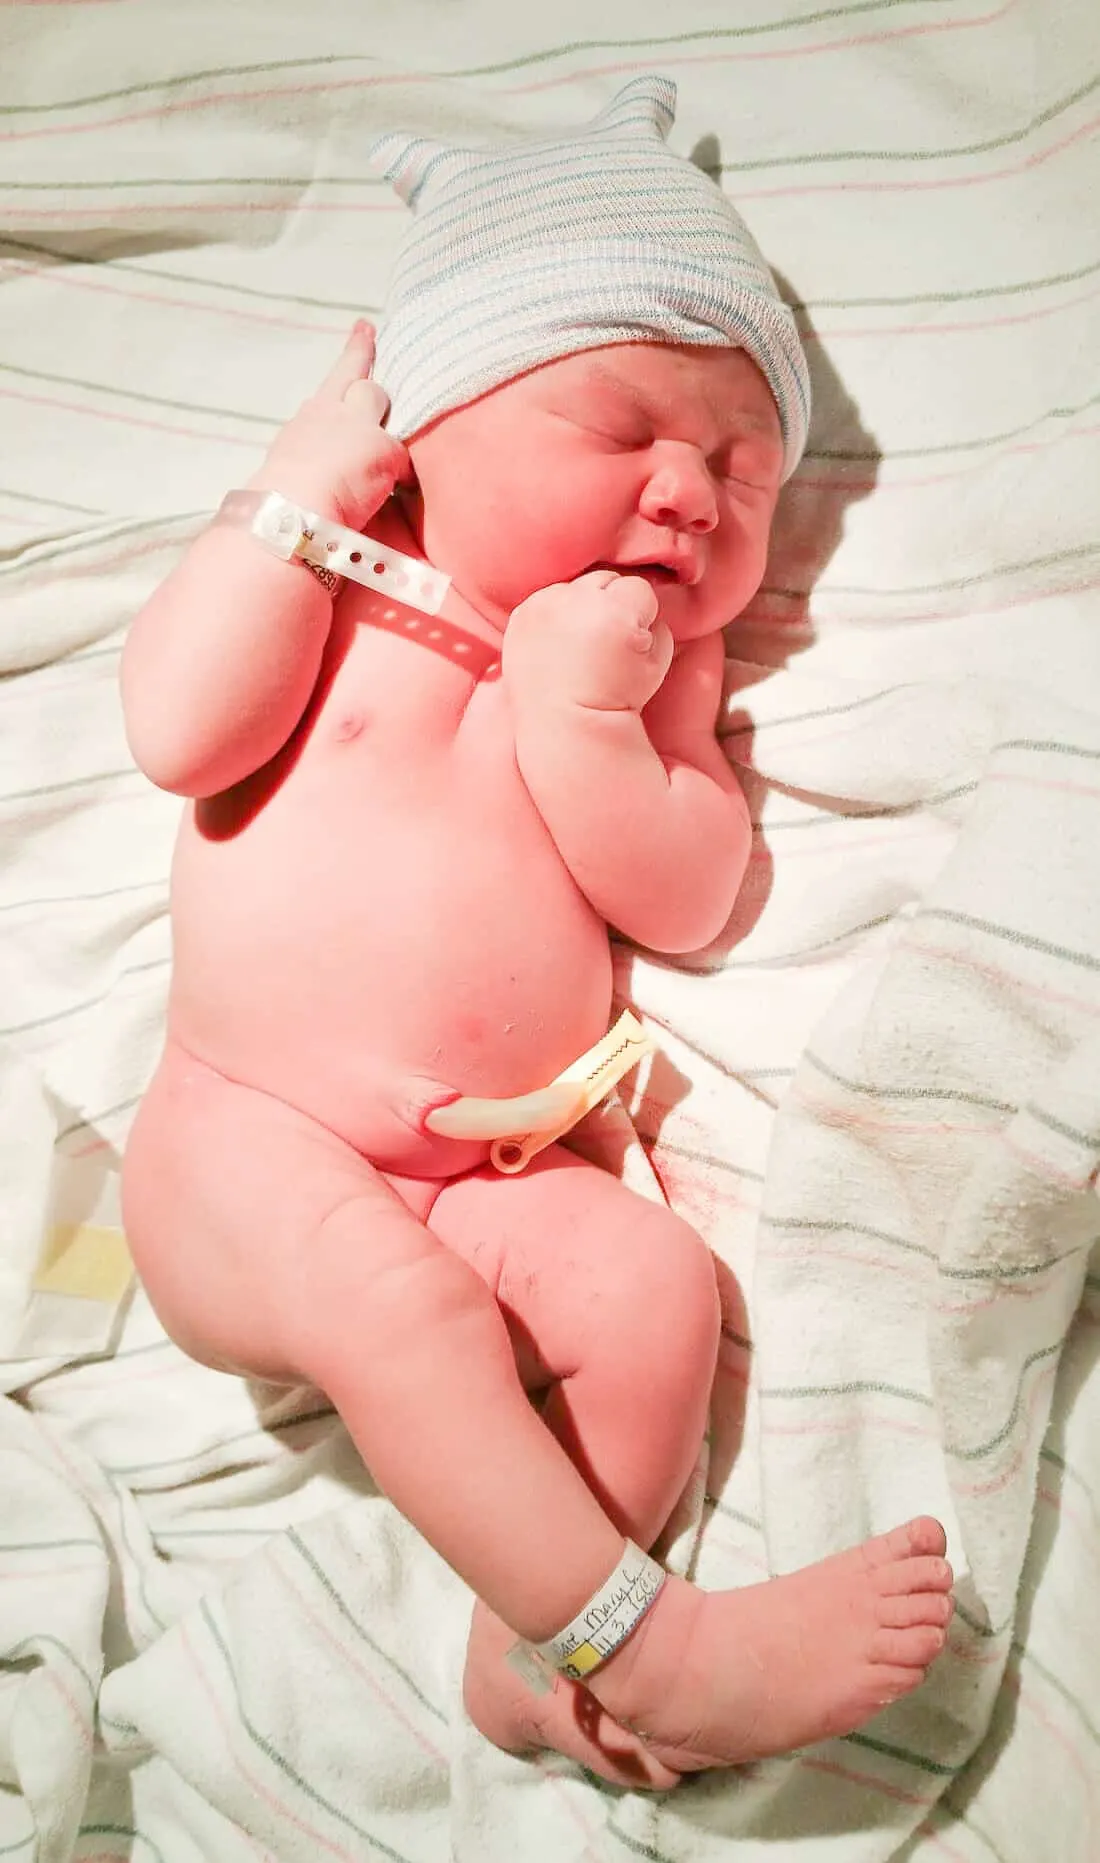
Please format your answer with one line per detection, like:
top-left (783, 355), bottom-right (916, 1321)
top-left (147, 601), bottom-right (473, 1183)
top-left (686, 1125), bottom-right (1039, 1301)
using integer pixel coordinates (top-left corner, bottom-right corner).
top-left (639, 450), bottom-right (719, 532)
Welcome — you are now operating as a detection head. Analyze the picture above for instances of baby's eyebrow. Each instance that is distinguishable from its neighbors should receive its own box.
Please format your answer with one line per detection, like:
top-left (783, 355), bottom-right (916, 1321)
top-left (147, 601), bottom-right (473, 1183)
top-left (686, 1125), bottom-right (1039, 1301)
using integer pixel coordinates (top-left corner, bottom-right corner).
top-left (572, 360), bottom-right (650, 410)
top-left (576, 357), bottom-right (778, 441)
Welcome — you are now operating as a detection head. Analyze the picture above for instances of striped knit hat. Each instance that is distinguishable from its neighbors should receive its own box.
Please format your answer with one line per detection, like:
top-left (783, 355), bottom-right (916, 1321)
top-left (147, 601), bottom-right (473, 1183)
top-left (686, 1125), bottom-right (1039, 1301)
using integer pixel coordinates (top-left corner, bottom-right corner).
top-left (370, 77), bottom-right (811, 481)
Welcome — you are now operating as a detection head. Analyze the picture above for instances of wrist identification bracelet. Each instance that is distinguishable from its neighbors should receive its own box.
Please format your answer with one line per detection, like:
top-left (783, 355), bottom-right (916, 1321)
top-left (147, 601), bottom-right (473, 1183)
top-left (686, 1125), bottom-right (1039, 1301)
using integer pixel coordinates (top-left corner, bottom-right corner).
top-left (506, 1539), bottom-right (667, 1694)
top-left (213, 488), bottom-right (451, 616)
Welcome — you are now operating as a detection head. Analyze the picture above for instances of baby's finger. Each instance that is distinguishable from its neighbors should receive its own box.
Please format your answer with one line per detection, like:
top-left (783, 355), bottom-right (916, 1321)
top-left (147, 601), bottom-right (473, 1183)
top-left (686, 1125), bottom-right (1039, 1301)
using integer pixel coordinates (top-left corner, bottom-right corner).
top-left (348, 428), bottom-right (416, 498)
top-left (315, 320), bottom-right (377, 403)
top-left (612, 574), bottom-right (661, 626)
top-left (343, 376), bottom-right (390, 423)
top-left (572, 568), bottom-right (620, 591)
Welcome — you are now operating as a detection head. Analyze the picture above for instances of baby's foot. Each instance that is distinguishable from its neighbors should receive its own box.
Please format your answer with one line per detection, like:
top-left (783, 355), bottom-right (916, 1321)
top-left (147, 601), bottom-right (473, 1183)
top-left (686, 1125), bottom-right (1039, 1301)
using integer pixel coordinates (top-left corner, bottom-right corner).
top-left (462, 1598), bottom-right (682, 1791)
top-left (589, 1516), bottom-right (954, 1772)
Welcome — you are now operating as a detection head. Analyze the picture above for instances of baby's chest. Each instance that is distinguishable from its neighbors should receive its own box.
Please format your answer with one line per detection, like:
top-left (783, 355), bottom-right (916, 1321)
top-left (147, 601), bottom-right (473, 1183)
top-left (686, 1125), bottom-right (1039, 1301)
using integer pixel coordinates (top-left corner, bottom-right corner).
top-left (303, 606), bottom-right (518, 808)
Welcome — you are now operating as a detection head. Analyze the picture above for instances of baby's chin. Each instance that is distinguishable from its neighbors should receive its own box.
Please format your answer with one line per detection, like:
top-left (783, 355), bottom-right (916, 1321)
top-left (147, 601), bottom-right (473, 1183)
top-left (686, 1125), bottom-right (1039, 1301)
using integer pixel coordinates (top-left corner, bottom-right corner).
top-left (648, 579), bottom-right (733, 642)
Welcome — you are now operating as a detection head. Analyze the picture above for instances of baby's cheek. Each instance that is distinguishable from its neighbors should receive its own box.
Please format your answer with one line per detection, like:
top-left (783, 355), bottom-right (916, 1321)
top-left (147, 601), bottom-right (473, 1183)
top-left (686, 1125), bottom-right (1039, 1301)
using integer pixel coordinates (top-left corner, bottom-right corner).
top-left (730, 506), bottom-right (773, 580)
top-left (483, 527), bottom-right (550, 597)
top-left (702, 539), bottom-right (764, 627)
top-left (493, 524), bottom-right (589, 605)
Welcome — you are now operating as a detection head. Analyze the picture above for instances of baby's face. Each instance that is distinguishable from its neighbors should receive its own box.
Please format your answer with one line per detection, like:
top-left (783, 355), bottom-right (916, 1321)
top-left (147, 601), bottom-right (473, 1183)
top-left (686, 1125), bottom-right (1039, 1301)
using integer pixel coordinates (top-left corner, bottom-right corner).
top-left (404, 342), bottom-right (785, 641)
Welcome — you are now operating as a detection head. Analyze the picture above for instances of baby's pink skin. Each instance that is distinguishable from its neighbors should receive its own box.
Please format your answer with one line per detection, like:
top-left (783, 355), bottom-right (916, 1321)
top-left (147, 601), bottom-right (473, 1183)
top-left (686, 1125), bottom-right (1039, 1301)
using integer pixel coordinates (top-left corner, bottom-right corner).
top-left (120, 325), bottom-right (953, 1788)
top-left (127, 336), bottom-right (771, 1174)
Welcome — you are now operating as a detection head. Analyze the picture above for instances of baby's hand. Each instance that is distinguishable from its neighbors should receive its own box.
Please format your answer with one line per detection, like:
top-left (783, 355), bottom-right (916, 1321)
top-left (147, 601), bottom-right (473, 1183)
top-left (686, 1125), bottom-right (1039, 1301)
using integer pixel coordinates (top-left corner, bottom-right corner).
top-left (248, 321), bottom-right (412, 529)
top-left (504, 571), bottom-right (674, 714)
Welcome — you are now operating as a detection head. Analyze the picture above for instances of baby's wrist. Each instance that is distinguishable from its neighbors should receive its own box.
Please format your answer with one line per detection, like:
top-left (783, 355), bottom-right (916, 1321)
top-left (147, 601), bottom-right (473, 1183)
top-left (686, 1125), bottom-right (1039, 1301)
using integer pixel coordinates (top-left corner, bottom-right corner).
top-left (244, 467), bottom-right (360, 532)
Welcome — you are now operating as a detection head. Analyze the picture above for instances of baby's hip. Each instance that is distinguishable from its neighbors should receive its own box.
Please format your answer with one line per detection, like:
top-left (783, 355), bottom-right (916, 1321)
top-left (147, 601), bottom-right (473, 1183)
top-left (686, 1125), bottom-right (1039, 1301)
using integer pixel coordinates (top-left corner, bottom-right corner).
top-left (123, 1040), bottom-right (715, 1398)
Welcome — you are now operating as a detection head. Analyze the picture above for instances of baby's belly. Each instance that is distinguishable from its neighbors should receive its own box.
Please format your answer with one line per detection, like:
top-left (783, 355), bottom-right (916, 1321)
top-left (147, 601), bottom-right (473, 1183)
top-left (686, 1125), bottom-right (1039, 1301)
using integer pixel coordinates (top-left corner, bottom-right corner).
top-left (167, 738), bottom-right (613, 1174)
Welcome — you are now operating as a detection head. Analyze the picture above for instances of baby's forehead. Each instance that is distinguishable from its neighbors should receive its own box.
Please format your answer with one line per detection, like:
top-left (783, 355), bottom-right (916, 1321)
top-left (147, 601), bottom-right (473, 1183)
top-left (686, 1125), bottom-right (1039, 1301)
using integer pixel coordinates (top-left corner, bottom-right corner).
top-left (527, 343), bottom-right (782, 434)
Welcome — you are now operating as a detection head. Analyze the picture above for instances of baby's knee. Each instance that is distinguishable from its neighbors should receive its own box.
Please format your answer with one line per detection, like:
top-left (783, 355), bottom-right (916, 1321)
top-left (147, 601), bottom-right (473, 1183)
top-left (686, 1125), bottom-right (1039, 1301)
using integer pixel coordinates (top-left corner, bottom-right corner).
top-left (648, 1207), bottom-right (720, 1343)
top-left (603, 1203), bottom-right (720, 1379)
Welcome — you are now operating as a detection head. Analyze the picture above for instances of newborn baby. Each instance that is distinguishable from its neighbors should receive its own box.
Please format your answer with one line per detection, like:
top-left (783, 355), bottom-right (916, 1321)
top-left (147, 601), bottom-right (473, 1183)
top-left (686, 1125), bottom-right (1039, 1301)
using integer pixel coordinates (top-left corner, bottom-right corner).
top-left (120, 77), bottom-right (953, 1789)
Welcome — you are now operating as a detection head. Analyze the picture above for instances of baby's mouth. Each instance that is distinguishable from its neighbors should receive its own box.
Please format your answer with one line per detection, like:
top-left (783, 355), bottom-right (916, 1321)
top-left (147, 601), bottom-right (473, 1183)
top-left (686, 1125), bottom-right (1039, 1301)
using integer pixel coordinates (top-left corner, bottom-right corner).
top-left (589, 560), bottom-right (681, 585)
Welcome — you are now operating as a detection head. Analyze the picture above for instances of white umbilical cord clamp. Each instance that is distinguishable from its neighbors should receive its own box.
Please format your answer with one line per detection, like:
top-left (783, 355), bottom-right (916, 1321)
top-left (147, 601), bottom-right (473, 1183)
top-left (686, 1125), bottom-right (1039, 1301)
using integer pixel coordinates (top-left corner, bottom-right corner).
top-left (506, 1539), bottom-right (667, 1694)
top-left (213, 489), bottom-right (451, 616)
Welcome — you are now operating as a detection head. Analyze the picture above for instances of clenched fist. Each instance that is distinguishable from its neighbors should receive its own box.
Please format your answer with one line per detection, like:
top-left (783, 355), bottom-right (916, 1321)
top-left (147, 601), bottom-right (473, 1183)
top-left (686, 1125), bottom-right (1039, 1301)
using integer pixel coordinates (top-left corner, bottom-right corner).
top-left (248, 321), bottom-right (412, 530)
top-left (503, 570), bottom-right (675, 714)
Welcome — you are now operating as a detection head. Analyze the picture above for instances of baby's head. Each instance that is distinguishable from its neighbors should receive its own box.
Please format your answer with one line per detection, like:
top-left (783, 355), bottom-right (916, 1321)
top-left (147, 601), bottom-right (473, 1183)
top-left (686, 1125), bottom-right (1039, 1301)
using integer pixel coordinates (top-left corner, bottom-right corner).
top-left (370, 78), bottom-right (810, 637)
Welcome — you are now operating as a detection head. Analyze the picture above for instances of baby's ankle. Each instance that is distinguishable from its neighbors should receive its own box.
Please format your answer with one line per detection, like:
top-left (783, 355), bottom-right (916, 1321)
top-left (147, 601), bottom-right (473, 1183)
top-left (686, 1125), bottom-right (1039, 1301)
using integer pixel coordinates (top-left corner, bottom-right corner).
top-left (586, 1571), bottom-right (699, 1721)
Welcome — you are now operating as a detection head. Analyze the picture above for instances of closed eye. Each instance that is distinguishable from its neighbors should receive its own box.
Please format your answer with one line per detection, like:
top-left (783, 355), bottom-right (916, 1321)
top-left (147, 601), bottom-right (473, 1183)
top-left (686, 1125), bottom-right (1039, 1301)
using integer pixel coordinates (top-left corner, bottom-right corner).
top-left (712, 440), bottom-right (783, 490)
top-left (718, 468), bottom-right (773, 492)
top-left (581, 422), bottom-right (651, 449)
top-left (548, 407), bottom-right (651, 448)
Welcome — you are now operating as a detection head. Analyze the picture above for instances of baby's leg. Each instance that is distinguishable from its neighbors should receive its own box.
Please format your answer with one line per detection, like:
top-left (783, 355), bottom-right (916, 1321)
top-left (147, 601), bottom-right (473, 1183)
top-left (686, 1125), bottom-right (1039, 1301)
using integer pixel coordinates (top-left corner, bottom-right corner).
top-left (428, 1145), bottom-right (721, 1546)
top-left (122, 1045), bottom-right (648, 1649)
top-left (428, 1150), bottom-right (954, 1777)
top-left (426, 1145), bottom-right (717, 1781)
top-left (125, 1050), bottom-right (952, 1780)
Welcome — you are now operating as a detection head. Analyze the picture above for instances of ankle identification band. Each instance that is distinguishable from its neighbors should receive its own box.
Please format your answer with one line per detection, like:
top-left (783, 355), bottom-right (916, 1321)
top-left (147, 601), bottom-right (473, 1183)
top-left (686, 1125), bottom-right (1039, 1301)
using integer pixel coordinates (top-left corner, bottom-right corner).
top-left (506, 1539), bottom-right (667, 1693)
top-left (214, 488), bottom-right (451, 615)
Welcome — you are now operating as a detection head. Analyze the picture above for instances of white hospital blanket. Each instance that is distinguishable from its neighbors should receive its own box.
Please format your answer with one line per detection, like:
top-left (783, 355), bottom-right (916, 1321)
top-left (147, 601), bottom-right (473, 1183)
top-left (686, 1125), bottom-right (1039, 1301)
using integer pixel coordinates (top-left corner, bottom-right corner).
top-left (2, 2), bottom-right (1099, 1859)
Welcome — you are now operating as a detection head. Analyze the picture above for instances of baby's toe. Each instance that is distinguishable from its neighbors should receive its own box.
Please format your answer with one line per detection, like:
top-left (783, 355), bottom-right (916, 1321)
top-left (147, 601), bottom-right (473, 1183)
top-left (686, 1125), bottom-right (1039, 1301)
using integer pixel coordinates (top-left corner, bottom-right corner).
top-left (867, 1664), bottom-right (933, 1709)
top-left (879, 1590), bottom-right (954, 1631)
top-left (871, 1623), bottom-right (948, 1671)
top-left (862, 1518), bottom-right (947, 1570)
top-left (898, 1516), bottom-right (948, 1559)
top-left (875, 1553), bottom-right (954, 1597)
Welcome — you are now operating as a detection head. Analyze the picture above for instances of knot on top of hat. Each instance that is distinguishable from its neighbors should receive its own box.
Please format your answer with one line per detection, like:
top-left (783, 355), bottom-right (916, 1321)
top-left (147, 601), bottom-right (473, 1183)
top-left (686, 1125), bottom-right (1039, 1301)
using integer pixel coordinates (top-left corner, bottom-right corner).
top-left (370, 74), bottom-right (677, 212)
top-left (587, 73), bottom-right (676, 142)
top-left (371, 132), bottom-right (478, 210)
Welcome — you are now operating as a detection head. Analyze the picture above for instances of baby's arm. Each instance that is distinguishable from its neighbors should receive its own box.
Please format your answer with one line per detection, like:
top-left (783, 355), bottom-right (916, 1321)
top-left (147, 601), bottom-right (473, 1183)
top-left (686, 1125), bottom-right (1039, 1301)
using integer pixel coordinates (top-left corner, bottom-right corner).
top-left (504, 575), bottom-right (750, 952)
top-left (121, 325), bottom-right (409, 797)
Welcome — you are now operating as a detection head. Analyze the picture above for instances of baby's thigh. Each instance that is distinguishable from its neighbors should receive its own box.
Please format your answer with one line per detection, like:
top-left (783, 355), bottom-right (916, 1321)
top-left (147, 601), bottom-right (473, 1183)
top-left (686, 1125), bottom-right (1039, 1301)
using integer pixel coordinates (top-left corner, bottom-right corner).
top-left (122, 1040), bottom-right (402, 1382)
top-left (428, 1145), bottom-right (720, 1389)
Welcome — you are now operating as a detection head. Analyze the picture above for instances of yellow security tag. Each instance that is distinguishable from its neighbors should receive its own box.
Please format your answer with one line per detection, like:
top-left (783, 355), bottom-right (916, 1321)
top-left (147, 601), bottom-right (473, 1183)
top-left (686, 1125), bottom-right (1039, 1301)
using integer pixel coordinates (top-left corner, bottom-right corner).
top-left (33, 1224), bottom-right (134, 1302)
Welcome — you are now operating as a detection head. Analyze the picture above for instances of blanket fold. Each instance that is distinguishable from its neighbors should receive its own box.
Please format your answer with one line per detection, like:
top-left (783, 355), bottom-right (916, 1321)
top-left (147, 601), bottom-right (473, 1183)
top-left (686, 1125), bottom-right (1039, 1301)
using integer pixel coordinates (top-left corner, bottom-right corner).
top-left (2, 1), bottom-right (1098, 1857)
